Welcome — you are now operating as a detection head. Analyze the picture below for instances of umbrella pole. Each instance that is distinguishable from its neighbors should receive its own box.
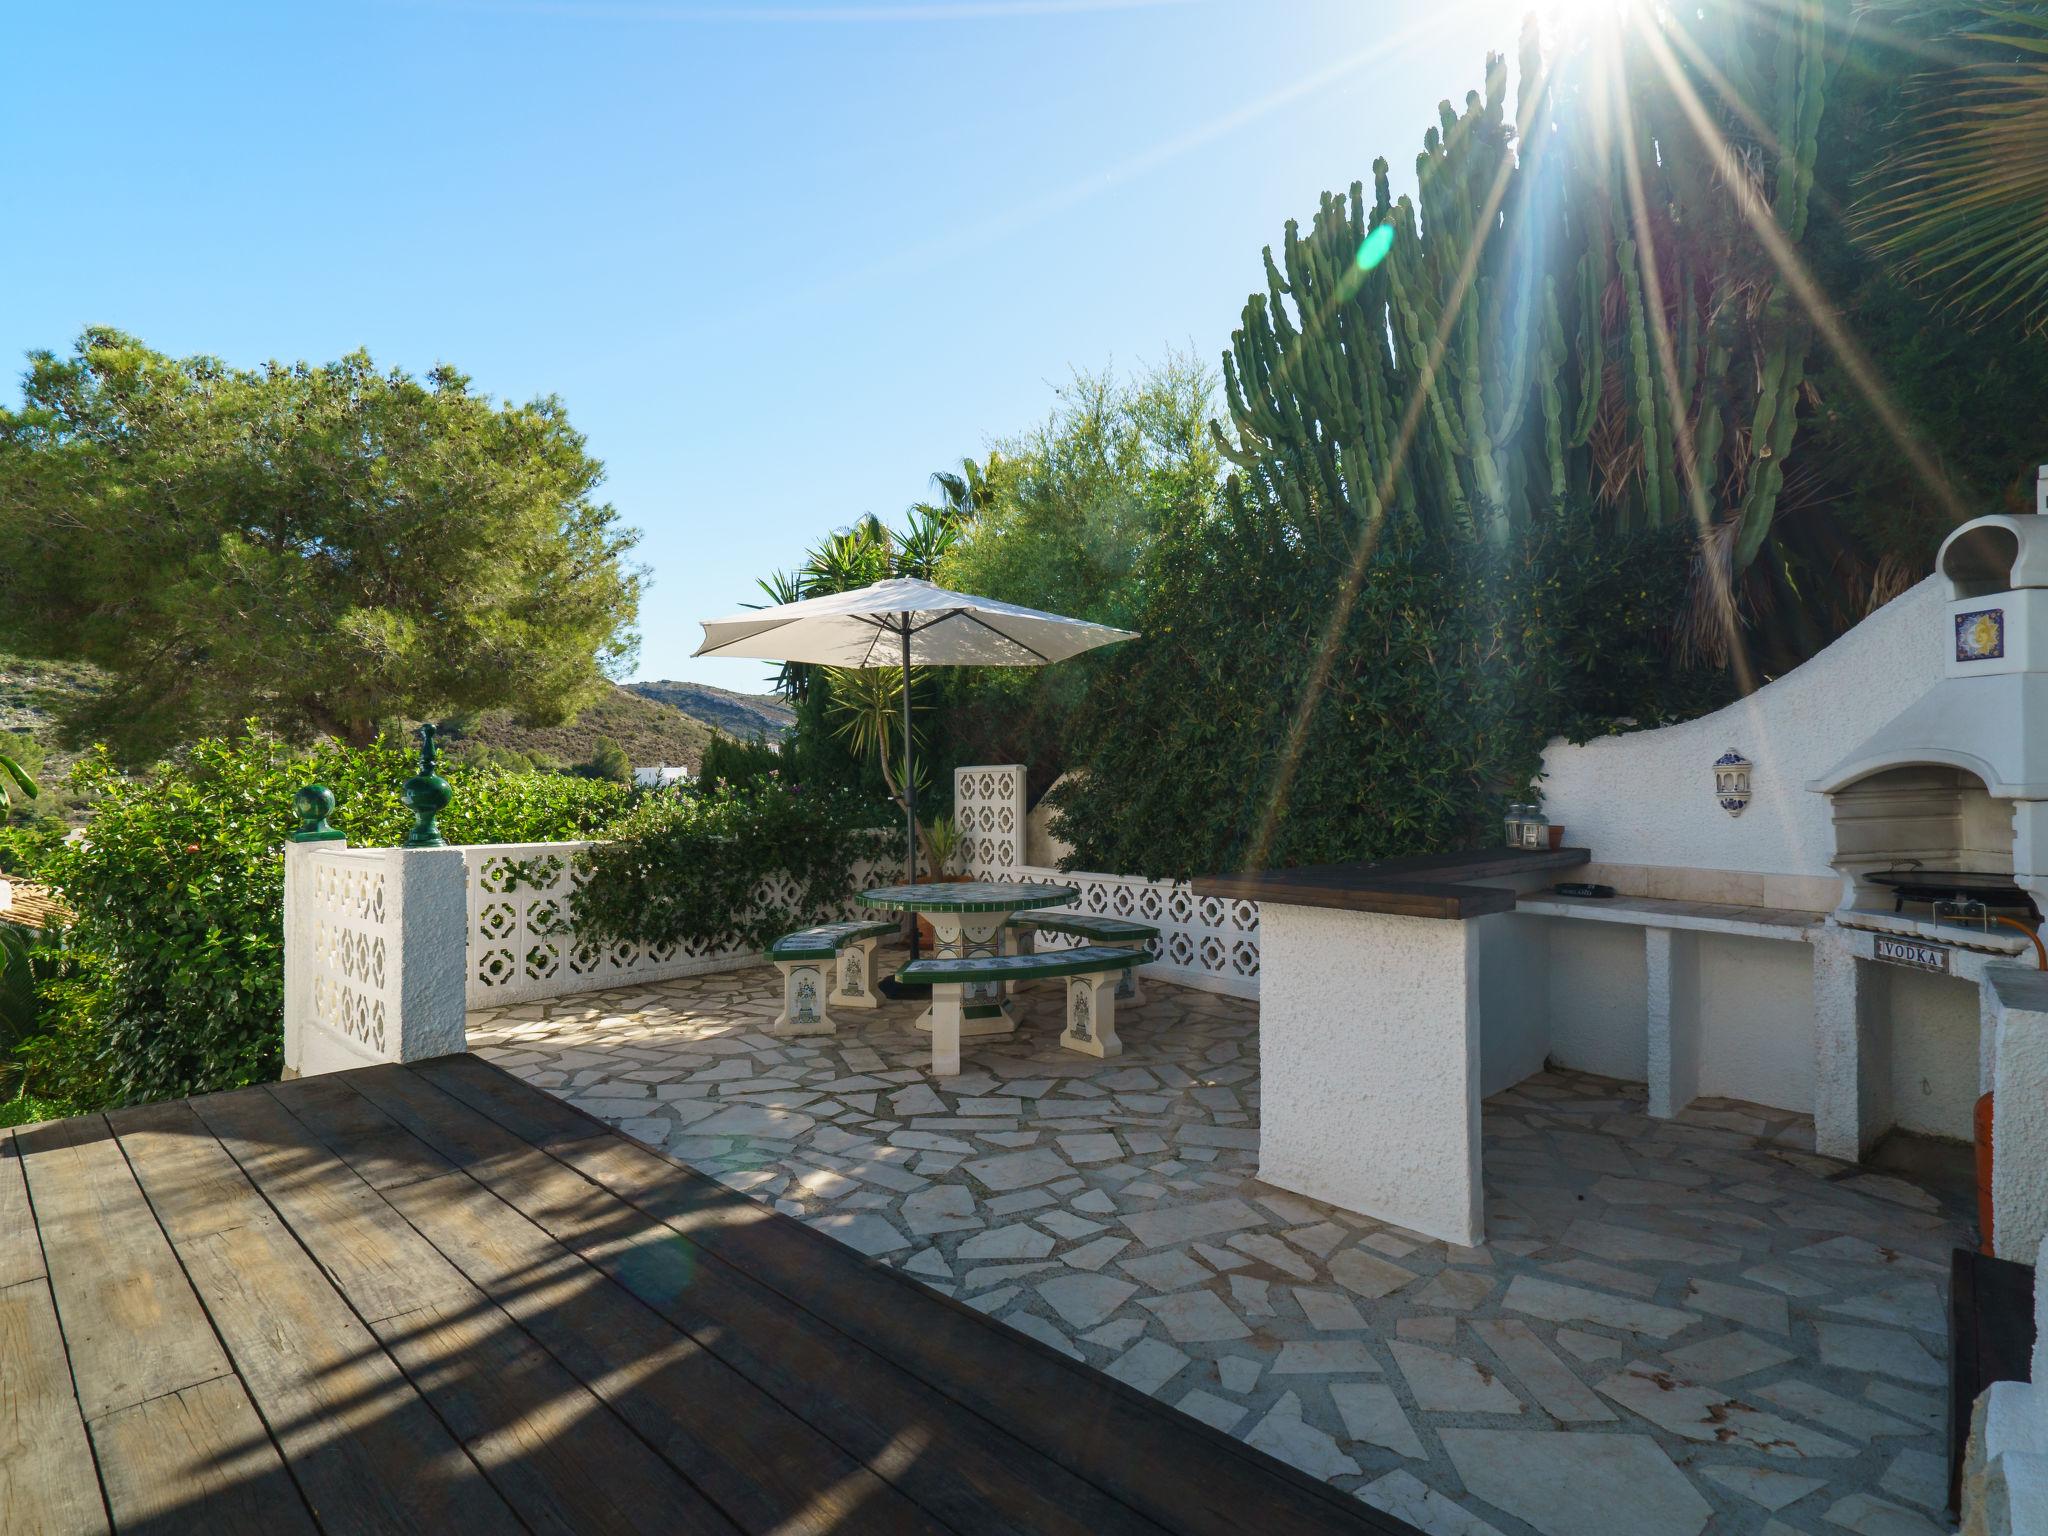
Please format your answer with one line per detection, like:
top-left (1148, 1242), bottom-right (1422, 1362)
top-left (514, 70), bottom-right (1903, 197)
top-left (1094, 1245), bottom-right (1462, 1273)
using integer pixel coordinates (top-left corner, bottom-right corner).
top-left (901, 618), bottom-right (920, 961)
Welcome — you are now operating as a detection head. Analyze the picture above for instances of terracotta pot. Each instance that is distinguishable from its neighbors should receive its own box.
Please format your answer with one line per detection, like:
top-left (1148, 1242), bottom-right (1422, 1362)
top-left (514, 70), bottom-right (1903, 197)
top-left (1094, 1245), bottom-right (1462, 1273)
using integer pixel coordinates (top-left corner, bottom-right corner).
top-left (1547, 824), bottom-right (1565, 851)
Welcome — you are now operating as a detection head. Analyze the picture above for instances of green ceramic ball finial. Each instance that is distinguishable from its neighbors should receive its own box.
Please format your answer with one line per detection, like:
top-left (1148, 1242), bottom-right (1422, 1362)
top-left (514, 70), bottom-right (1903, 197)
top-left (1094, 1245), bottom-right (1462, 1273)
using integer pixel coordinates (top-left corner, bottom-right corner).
top-left (289, 783), bottom-right (345, 843)
top-left (400, 723), bottom-right (453, 849)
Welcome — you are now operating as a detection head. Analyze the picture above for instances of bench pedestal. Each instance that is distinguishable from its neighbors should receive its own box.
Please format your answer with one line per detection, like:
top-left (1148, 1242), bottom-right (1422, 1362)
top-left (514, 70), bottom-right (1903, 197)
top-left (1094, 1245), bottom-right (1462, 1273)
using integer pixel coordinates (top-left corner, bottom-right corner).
top-left (830, 936), bottom-right (884, 1012)
top-left (915, 913), bottom-right (1019, 1038)
top-left (772, 960), bottom-right (836, 1036)
top-left (1060, 974), bottom-right (1124, 1058)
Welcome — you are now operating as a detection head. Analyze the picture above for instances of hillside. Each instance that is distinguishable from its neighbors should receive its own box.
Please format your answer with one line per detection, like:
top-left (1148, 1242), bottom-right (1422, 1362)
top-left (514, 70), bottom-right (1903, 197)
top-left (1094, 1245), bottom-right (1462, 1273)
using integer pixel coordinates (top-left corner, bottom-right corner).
top-left (627, 679), bottom-right (792, 740)
top-left (443, 686), bottom-right (716, 770)
top-left (0, 654), bottom-right (725, 775)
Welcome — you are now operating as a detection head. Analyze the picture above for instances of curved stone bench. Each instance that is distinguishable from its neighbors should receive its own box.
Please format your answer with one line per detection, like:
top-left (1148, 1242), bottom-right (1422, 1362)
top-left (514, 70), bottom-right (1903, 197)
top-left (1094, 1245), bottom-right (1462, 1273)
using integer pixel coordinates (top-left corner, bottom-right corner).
top-left (1006, 912), bottom-right (1157, 1002)
top-left (768, 919), bottom-right (897, 1035)
top-left (898, 944), bottom-right (1143, 1072)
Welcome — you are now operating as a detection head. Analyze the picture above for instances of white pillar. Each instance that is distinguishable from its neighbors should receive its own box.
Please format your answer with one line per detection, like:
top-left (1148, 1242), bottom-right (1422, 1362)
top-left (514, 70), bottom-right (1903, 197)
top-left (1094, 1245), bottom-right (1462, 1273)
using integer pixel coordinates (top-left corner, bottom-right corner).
top-left (284, 843), bottom-right (469, 1078)
top-left (1258, 902), bottom-right (1483, 1246)
top-left (1645, 926), bottom-right (1701, 1119)
top-left (1985, 963), bottom-right (2048, 1264)
top-left (1812, 928), bottom-right (1887, 1161)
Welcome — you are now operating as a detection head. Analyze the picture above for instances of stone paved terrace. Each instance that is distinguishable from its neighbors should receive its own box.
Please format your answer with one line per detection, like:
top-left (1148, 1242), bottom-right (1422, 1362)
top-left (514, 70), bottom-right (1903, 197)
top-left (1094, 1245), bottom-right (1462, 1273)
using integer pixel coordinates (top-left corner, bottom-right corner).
top-left (468, 959), bottom-right (1971, 1536)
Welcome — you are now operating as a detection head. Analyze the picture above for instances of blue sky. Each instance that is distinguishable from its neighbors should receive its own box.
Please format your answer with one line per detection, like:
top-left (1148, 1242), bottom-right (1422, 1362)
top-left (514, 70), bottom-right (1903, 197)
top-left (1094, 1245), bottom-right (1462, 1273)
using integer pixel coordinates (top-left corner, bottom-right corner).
top-left (3, 0), bottom-right (1518, 693)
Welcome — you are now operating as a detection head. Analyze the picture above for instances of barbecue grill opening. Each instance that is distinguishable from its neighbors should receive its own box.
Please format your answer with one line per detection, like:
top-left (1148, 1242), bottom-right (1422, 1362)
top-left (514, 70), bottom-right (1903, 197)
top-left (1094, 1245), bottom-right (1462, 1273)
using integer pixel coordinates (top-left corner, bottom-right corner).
top-left (1827, 763), bottom-right (2039, 935)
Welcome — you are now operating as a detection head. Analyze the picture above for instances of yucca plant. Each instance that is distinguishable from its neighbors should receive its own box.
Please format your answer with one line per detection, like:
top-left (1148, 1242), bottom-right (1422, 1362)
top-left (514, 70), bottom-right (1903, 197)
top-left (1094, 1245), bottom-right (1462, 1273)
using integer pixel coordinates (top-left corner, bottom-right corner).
top-left (1854, 4), bottom-right (2048, 335)
top-left (924, 814), bottom-right (962, 878)
top-left (824, 665), bottom-right (936, 873)
top-left (0, 751), bottom-right (36, 813)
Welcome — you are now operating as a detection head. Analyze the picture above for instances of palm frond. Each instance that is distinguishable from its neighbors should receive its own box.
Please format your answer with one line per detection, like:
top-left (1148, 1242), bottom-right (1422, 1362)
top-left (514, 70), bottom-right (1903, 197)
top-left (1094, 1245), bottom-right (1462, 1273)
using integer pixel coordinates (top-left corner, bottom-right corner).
top-left (1852, 6), bottom-right (2048, 334)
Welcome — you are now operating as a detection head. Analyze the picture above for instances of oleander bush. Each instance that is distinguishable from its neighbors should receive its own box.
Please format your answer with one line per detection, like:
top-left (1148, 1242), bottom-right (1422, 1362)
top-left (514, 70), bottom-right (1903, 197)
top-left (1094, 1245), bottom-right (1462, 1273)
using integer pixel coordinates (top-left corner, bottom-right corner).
top-left (572, 778), bottom-right (894, 957)
top-left (28, 729), bottom-right (632, 1110)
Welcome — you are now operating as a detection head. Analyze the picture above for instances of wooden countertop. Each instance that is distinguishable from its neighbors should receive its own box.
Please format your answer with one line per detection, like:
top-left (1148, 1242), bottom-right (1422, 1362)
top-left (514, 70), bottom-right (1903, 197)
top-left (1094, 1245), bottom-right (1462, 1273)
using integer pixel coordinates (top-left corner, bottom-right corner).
top-left (1191, 847), bottom-right (1591, 920)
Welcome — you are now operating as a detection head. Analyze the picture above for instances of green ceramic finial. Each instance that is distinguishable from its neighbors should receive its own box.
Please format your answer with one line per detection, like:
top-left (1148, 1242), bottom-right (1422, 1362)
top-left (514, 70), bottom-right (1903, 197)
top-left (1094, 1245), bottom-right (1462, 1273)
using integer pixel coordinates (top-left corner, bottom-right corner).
top-left (289, 783), bottom-right (346, 843)
top-left (400, 723), bottom-right (453, 849)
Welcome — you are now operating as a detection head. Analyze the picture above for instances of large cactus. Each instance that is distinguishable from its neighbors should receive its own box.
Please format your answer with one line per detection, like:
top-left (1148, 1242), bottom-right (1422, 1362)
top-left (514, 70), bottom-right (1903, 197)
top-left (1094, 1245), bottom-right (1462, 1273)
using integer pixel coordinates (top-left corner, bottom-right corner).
top-left (1216, 4), bottom-right (1828, 575)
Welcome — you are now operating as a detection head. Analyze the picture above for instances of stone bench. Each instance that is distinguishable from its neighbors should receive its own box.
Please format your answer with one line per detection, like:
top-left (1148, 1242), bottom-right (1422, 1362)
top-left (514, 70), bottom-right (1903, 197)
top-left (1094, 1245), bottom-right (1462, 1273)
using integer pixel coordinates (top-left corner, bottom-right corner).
top-left (897, 945), bottom-right (1144, 1072)
top-left (768, 919), bottom-right (897, 1035)
top-left (1007, 912), bottom-right (1157, 1002)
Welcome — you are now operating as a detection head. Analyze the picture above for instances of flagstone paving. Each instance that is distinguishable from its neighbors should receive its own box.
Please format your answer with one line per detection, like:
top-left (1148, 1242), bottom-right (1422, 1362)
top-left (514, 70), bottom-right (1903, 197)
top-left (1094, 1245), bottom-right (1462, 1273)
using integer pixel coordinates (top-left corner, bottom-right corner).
top-left (469, 960), bottom-right (1969, 1536)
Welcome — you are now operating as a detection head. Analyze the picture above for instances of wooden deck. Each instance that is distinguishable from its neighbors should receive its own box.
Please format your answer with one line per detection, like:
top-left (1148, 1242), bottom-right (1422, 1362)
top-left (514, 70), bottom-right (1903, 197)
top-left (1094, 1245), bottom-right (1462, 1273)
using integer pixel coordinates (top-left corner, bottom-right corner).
top-left (1, 1054), bottom-right (1412, 1535)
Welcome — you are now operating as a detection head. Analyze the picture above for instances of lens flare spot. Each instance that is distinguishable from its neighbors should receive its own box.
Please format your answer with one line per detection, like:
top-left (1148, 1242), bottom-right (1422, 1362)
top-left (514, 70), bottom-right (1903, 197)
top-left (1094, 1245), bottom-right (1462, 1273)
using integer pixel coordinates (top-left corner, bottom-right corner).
top-left (1355, 223), bottom-right (1395, 272)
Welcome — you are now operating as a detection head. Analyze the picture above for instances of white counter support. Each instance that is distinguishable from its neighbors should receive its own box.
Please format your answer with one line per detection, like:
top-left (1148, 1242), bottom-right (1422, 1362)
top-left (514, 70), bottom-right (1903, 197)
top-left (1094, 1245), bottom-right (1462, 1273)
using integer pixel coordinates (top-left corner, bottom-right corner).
top-left (1257, 902), bottom-right (1484, 1247)
top-left (1812, 927), bottom-right (1883, 1161)
top-left (1644, 926), bottom-right (1701, 1119)
top-left (1984, 963), bottom-right (2048, 1264)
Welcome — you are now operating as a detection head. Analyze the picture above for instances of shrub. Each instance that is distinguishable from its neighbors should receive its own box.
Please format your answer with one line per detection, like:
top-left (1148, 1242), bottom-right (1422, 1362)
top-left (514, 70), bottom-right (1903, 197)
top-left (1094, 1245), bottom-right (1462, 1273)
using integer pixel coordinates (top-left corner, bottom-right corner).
top-left (579, 736), bottom-right (633, 784)
top-left (2, 920), bottom-right (91, 1114)
top-left (0, 815), bottom-right (72, 879)
top-left (698, 731), bottom-right (784, 792)
top-left (572, 780), bottom-right (891, 957)
top-left (37, 729), bottom-right (631, 1108)
top-left (1047, 500), bottom-right (1727, 880)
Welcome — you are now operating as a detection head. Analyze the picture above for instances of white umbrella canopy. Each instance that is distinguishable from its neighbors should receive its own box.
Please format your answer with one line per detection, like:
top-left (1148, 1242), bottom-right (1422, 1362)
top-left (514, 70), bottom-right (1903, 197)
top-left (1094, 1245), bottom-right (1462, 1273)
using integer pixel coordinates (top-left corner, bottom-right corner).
top-left (692, 577), bottom-right (1137, 967)
top-left (693, 577), bottom-right (1136, 668)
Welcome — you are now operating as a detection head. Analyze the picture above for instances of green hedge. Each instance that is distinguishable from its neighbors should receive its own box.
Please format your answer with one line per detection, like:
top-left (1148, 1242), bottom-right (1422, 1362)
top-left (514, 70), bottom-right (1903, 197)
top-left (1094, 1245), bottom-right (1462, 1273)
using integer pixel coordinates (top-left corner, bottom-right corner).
top-left (32, 731), bottom-right (630, 1110)
top-left (572, 779), bottom-right (892, 958)
top-left (1047, 498), bottom-right (1727, 880)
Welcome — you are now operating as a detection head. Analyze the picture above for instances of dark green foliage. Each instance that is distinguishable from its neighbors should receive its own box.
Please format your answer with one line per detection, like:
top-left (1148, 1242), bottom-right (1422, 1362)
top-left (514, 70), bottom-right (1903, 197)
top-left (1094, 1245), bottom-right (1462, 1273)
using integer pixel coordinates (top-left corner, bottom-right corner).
top-left (1048, 497), bottom-right (1723, 880)
top-left (34, 731), bottom-right (629, 1109)
top-left (1, 920), bottom-right (91, 1119)
top-left (571, 782), bottom-right (892, 957)
top-left (580, 735), bottom-right (633, 784)
top-left (0, 816), bottom-right (71, 879)
top-left (0, 329), bottom-right (644, 761)
top-left (699, 732), bottom-right (785, 792)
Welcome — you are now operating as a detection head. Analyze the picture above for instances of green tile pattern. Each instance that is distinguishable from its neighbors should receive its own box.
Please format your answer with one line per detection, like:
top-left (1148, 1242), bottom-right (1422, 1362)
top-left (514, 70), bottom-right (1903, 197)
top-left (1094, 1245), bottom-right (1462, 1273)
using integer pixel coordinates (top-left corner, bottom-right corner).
top-left (769, 920), bottom-right (899, 961)
top-left (896, 943), bottom-right (1143, 985)
top-left (858, 881), bottom-right (1079, 914)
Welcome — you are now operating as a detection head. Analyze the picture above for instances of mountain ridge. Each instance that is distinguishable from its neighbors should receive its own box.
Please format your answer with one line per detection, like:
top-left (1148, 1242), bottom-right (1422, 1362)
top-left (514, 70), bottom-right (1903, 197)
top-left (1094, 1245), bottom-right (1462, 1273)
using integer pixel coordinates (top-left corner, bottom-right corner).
top-left (626, 679), bottom-right (793, 741)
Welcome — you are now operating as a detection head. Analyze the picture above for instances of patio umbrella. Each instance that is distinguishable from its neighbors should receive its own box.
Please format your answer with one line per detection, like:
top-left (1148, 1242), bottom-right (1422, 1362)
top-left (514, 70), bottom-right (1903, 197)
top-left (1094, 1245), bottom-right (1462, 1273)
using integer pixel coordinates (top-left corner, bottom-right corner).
top-left (693, 576), bottom-right (1137, 955)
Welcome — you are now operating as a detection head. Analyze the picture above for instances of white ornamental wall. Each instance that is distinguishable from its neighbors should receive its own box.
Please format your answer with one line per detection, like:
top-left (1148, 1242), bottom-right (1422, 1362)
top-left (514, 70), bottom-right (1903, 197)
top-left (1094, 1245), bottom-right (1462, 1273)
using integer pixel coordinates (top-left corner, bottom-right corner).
top-left (955, 765), bottom-right (1260, 999)
top-left (283, 843), bottom-right (467, 1075)
top-left (462, 843), bottom-right (904, 1009)
top-left (1537, 576), bottom-right (1944, 887)
top-left (954, 764), bottom-right (1027, 880)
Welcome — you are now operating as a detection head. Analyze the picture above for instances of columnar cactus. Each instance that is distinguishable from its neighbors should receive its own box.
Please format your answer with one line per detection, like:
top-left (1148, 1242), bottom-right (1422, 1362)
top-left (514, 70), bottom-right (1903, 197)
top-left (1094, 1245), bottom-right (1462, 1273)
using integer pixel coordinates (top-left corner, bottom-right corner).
top-left (1216, 6), bottom-right (1827, 573)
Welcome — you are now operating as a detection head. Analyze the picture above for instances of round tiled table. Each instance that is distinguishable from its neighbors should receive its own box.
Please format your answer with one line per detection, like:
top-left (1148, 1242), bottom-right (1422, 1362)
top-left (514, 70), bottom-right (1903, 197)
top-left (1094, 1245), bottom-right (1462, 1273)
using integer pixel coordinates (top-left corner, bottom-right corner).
top-left (858, 880), bottom-right (1078, 1038)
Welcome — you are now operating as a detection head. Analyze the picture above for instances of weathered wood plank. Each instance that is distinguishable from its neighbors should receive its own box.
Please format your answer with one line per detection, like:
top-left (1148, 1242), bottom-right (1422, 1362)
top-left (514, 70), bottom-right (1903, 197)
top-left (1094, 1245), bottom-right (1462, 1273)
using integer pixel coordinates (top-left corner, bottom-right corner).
top-left (356, 1062), bottom-right (1161, 1536)
top-left (0, 1133), bottom-right (44, 1290)
top-left (267, 1073), bottom-right (453, 1191)
top-left (0, 1278), bottom-right (109, 1536)
top-left (89, 1376), bottom-right (316, 1535)
top-left (376, 1294), bottom-right (741, 1536)
top-left (408, 1051), bottom-right (605, 1149)
top-left (202, 1081), bottom-right (741, 1536)
top-left (539, 1095), bottom-right (1409, 1536)
top-left (189, 1085), bottom-right (473, 1326)
top-left (296, 1071), bottom-right (939, 1536)
top-left (383, 1169), bottom-right (945, 1536)
top-left (14, 1114), bottom-right (233, 1419)
top-left (111, 1099), bottom-right (520, 1536)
